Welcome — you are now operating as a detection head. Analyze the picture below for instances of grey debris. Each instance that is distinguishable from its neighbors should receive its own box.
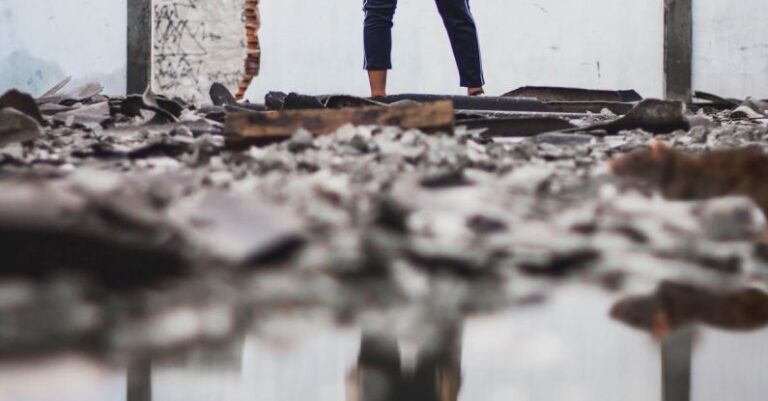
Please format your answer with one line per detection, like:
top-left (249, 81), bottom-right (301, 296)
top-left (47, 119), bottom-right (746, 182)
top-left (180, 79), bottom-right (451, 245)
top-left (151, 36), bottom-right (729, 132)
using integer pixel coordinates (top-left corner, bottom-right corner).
top-left (168, 192), bottom-right (305, 266)
top-left (0, 107), bottom-right (43, 147)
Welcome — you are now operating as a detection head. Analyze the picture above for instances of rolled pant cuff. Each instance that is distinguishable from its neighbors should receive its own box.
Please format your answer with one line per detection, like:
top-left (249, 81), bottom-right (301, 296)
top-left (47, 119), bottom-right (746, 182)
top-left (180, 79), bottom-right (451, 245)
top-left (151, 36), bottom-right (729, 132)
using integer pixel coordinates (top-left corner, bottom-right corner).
top-left (460, 80), bottom-right (485, 88)
top-left (364, 64), bottom-right (392, 71)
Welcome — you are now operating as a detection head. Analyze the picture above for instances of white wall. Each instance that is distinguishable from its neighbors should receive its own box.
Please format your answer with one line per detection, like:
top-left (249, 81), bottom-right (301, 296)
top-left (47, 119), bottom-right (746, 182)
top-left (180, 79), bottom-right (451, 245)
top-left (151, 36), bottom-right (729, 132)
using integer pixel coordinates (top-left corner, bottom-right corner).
top-left (0, 0), bottom-right (126, 96)
top-left (246, 0), bottom-right (666, 100)
top-left (693, 0), bottom-right (768, 99)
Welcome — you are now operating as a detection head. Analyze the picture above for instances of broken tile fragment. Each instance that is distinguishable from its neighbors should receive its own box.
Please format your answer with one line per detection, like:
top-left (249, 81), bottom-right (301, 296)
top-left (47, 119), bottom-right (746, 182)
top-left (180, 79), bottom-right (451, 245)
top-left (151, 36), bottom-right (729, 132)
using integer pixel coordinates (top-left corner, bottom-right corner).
top-left (0, 107), bottom-right (42, 147)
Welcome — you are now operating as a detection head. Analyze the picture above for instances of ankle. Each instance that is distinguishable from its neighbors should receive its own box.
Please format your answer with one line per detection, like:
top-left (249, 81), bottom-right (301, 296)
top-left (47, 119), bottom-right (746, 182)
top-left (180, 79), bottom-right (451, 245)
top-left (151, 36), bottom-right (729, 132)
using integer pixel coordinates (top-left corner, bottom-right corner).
top-left (468, 87), bottom-right (485, 96)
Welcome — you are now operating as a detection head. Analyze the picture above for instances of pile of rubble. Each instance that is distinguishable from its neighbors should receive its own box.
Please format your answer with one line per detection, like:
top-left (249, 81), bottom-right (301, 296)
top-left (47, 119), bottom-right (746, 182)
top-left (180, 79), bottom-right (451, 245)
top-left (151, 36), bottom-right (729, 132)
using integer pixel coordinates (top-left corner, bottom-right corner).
top-left (1, 80), bottom-right (767, 358)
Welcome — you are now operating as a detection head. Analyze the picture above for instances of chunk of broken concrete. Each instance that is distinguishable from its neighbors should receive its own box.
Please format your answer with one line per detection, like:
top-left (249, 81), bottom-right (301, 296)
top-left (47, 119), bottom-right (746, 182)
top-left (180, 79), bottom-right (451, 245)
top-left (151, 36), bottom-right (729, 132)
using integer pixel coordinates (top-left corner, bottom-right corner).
top-left (52, 101), bottom-right (111, 128)
top-left (731, 105), bottom-right (765, 119)
top-left (574, 99), bottom-right (690, 135)
top-left (0, 180), bottom-right (186, 288)
top-left (696, 197), bottom-right (766, 241)
top-left (0, 107), bottom-right (43, 147)
top-left (0, 89), bottom-right (45, 124)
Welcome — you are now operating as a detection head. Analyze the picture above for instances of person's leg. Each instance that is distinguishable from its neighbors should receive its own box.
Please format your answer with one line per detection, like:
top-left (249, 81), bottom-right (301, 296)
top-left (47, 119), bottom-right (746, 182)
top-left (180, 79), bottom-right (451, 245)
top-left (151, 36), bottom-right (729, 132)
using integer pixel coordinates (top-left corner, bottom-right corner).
top-left (435, 0), bottom-right (485, 95)
top-left (367, 70), bottom-right (388, 98)
top-left (363, 0), bottom-right (398, 97)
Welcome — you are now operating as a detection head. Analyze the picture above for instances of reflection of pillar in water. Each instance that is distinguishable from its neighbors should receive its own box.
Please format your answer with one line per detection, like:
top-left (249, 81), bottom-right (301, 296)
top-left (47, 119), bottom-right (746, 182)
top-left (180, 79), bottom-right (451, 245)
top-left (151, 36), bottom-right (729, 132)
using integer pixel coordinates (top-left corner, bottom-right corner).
top-left (661, 328), bottom-right (693, 401)
top-left (349, 326), bottom-right (462, 401)
top-left (127, 359), bottom-right (152, 401)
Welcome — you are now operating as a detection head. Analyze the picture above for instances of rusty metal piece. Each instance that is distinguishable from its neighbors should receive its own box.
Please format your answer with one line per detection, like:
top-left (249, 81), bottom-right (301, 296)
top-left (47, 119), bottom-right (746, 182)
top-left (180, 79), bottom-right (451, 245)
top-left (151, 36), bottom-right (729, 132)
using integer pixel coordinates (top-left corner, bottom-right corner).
top-left (378, 93), bottom-right (549, 112)
top-left (503, 86), bottom-right (642, 102)
top-left (265, 92), bottom-right (398, 111)
top-left (460, 117), bottom-right (576, 138)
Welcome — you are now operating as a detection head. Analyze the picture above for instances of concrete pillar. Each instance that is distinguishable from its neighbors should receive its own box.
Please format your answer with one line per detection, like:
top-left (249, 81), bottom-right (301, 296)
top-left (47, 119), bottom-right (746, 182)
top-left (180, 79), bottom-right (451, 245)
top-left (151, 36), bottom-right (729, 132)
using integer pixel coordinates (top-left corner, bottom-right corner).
top-left (127, 0), bottom-right (152, 94)
top-left (664, 0), bottom-right (693, 102)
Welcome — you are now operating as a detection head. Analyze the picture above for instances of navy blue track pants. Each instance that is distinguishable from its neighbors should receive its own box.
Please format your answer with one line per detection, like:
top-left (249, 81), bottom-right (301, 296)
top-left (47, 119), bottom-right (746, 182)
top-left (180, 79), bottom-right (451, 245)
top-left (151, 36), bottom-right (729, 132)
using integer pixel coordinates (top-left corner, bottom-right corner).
top-left (363, 0), bottom-right (485, 88)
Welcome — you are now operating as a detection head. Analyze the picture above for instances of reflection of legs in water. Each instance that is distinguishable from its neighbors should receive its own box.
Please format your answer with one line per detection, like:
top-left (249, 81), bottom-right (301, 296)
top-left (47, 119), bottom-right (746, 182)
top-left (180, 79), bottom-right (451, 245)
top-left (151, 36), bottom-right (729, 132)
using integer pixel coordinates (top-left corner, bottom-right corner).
top-left (349, 326), bottom-right (462, 401)
top-left (348, 335), bottom-right (402, 401)
top-left (408, 325), bottom-right (462, 401)
top-left (127, 359), bottom-right (152, 401)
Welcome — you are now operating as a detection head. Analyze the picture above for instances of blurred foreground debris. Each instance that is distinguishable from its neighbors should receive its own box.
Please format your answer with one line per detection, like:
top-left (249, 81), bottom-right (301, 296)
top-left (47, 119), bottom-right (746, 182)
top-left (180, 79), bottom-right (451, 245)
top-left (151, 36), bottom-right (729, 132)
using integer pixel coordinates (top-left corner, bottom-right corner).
top-left (611, 141), bottom-right (768, 217)
top-left (0, 177), bottom-right (187, 288)
top-left (0, 108), bottom-right (42, 146)
top-left (611, 281), bottom-right (768, 335)
top-left (0, 81), bottom-right (767, 358)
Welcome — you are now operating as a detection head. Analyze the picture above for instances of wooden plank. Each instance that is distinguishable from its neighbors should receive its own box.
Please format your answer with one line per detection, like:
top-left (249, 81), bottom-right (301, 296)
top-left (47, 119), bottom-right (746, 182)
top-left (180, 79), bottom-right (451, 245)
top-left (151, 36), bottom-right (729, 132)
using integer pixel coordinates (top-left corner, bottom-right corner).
top-left (127, 0), bottom-right (152, 95)
top-left (225, 101), bottom-right (455, 141)
top-left (664, 0), bottom-right (693, 102)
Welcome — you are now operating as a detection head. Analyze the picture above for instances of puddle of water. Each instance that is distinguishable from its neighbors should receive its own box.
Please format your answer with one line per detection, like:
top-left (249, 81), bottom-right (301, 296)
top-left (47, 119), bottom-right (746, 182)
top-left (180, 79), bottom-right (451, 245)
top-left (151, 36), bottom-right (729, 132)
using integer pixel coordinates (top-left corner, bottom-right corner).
top-left (693, 327), bottom-right (768, 401)
top-left (0, 355), bottom-right (125, 401)
top-left (2, 285), bottom-right (768, 401)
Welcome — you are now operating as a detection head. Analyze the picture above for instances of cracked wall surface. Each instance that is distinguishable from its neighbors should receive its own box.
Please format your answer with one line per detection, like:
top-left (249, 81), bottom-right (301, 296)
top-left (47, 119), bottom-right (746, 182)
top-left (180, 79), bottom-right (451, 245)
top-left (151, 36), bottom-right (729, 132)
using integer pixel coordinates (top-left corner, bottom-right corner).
top-left (152, 0), bottom-right (260, 103)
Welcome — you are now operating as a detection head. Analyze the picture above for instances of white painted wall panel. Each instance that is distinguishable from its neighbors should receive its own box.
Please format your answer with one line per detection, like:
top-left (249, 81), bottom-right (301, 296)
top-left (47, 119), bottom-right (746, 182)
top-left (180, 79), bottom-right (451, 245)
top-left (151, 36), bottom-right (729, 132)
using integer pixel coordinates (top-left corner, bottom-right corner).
top-left (153, 0), bottom-right (248, 103)
top-left (693, 0), bottom-right (768, 99)
top-left (0, 0), bottom-right (126, 96)
top-left (246, 0), bottom-right (665, 101)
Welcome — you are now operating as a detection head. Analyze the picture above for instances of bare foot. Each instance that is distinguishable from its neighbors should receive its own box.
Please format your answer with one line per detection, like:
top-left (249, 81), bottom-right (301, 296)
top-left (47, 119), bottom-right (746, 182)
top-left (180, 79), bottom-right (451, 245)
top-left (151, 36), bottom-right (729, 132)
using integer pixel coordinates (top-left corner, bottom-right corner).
top-left (468, 87), bottom-right (485, 96)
